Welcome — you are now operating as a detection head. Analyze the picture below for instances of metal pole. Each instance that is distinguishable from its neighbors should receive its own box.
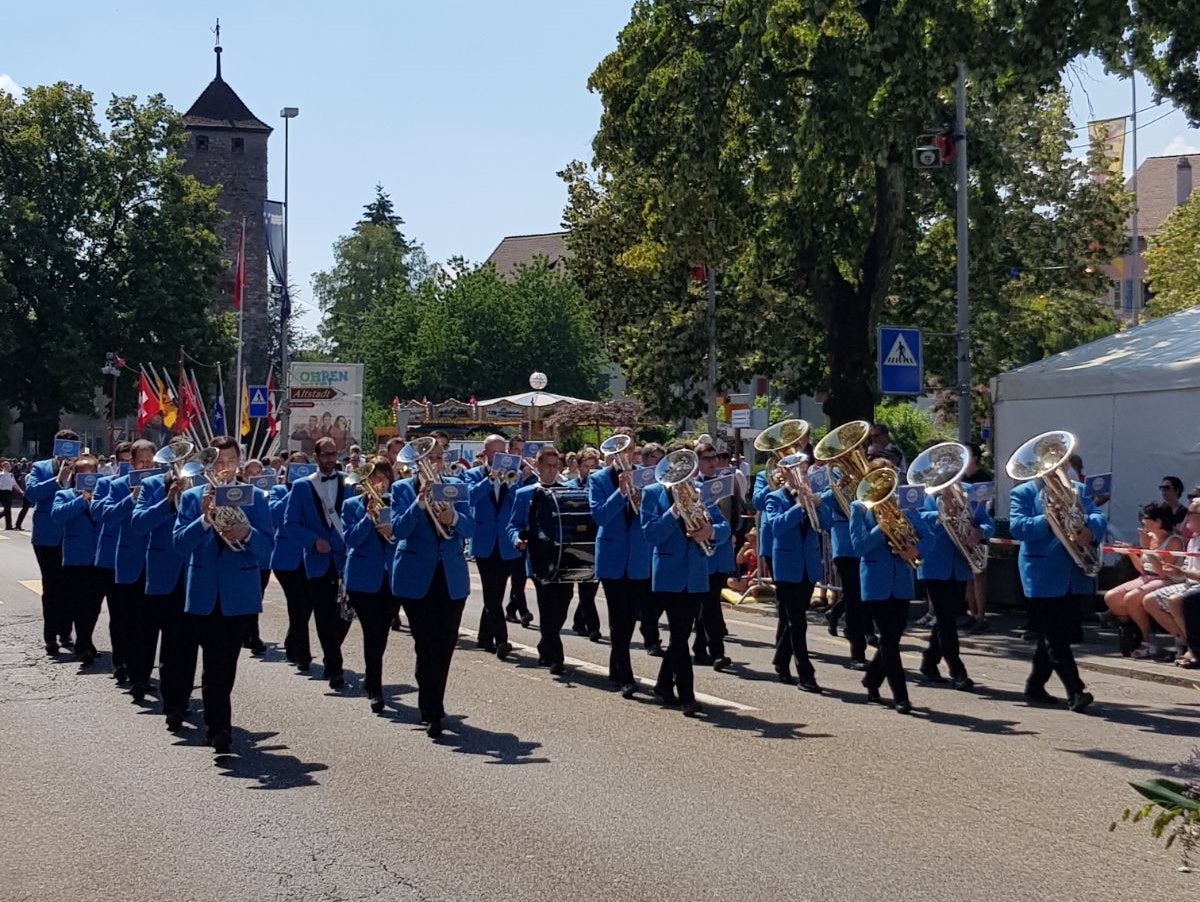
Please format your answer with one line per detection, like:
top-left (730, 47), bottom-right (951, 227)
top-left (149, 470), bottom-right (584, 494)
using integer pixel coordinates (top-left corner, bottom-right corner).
top-left (109, 371), bottom-right (117, 452)
top-left (705, 264), bottom-right (719, 438)
top-left (1130, 70), bottom-right (1141, 316)
top-left (954, 62), bottom-right (971, 444)
top-left (280, 115), bottom-right (291, 449)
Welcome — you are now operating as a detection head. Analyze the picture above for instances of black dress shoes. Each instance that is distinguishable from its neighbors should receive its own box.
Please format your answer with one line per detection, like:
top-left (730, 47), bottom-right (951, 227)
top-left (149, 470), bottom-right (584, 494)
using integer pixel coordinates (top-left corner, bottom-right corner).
top-left (681, 700), bottom-right (703, 718)
top-left (296, 660), bottom-right (311, 673)
top-left (918, 667), bottom-right (947, 684)
top-left (865, 689), bottom-right (884, 704)
top-left (165, 712), bottom-right (184, 732)
top-left (712, 656), bottom-right (731, 672)
top-left (496, 641), bottom-right (513, 661)
top-left (620, 682), bottom-right (638, 699)
top-left (952, 677), bottom-right (976, 692)
top-left (519, 611), bottom-right (534, 628)
top-left (866, 634), bottom-right (880, 648)
top-left (427, 719), bottom-right (443, 739)
top-left (646, 642), bottom-right (664, 657)
top-left (652, 687), bottom-right (680, 706)
top-left (369, 695), bottom-right (385, 714)
top-left (548, 662), bottom-right (564, 676)
top-left (44, 642), bottom-right (58, 656)
top-left (248, 637), bottom-right (265, 655)
top-left (211, 731), bottom-right (232, 754)
top-left (825, 612), bottom-right (838, 637)
top-left (894, 700), bottom-right (912, 715)
top-left (693, 653), bottom-right (713, 667)
top-left (774, 666), bottom-right (796, 685)
top-left (844, 659), bottom-right (868, 671)
top-left (329, 675), bottom-right (346, 691)
top-left (1068, 691), bottom-right (1094, 713)
top-left (1024, 688), bottom-right (1061, 706)
top-left (505, 611), bottom-right (520, 624)
top-left (798, 679), bottom-right (823, 694)
top-left (589, 630), bottom-right (603, 643)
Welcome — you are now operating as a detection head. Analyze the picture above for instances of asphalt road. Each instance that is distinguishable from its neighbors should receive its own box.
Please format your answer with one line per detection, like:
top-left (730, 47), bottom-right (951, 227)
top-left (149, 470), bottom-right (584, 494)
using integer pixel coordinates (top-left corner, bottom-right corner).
top-left (0, 529), bottom-right (1195, 902)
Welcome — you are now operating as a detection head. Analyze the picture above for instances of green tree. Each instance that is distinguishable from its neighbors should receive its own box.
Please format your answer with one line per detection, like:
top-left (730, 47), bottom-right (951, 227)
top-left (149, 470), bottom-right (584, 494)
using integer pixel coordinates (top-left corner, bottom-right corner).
top-left (1145, 192), bottom-right (1200, 317)
top-left (0, 83), bottom-right (232, 447)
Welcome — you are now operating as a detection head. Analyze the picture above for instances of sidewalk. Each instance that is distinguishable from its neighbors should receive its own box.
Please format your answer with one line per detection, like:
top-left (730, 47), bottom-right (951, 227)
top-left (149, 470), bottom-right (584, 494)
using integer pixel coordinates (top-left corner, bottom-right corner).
top-left (722, 597), bottom-right (1200, 690)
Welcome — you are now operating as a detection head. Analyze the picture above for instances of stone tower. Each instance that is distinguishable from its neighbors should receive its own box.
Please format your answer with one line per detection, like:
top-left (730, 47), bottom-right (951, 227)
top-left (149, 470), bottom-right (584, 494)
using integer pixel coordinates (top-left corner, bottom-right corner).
top-left (178, 40), bottom-right (272, 382)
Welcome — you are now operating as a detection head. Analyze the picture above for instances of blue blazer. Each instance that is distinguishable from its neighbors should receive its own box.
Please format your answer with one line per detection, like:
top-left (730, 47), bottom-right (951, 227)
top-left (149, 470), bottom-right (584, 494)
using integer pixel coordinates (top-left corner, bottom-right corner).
top-left (172, 484), bottom-right (274, 616)
top-left (818, 490), bottom-right (856, 559)
top-left (25, 459), bottom-right (65, 547)
top-left (466, 466), bottom-right (521, 561)
top-left (102, 474), bottom-right (151, 585)
top-left (388, 477), bottom-right (474, 601)
top-left (1009, 479), bottom-right (1105, 598)
top-left (51, 488), bottom-right (100, 566)
top-left (92, 477), bottom-right (119, 569)
top-left (752, 469), bottom-right (772, 556)
top-left (588, 466), bottom-right (652, 581)
top-left (130, 473), bottom-right (187, 596)
top-left (849, 500), bottom-right (928, 602)
top-left (765, 487), bottom-right (827, 583)
top-left (342, 495), bottom-right (394, 594)
top-left (267, 484), bottom-right (304, 572)
top-left (697, 476), bottom-right (737, 575)
top-left (639, 482), bottom-right (729, 594)
top-left (284, 473), bottom-right (351, 578)
top-left (917, 494), bottom-right (994, 582)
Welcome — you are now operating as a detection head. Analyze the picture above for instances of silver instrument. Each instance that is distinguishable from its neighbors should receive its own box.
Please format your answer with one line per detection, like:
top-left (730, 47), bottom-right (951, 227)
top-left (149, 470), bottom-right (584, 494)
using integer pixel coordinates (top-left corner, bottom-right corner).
top-left (906, 442), bottom-right (987, 574)
top-left (600, 433), bottom-right (640, 514)
top-left (1005, 430), bottom-right (1100, 578)
top-left (201, 448), bottom-right (251, 552)
top-left (399, 437), bottom-right (453, 540)
top-left (777, 452), bottom-right (821, 530)
top-left (655, 449), bottom-right (714, 556)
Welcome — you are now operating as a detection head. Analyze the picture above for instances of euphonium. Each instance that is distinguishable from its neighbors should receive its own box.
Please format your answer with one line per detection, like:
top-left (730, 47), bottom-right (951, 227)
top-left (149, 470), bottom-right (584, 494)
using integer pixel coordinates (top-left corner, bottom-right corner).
top-left (906, 442), bottom-right (987, 574)
top-left (600, 433), bottom-right (640, 513)
top-left (776, 452), bottom-right (821, 529)
top-left (655, 448), bottom-right (714, 556)
top-left (814, 420), bottom-right (872, 517)
top-left (346, 461), bottom-right (394, 544)
top-left (201, 448), bottom-right (251, 552)
top-left (754, 418), bottom-right (810, 491)
top-left (398, 436), bottom-right (452, 539)
top-left (855, 466), bottom-right (921, 569)
top-left (1005, 430), bottom-right (1100, 578)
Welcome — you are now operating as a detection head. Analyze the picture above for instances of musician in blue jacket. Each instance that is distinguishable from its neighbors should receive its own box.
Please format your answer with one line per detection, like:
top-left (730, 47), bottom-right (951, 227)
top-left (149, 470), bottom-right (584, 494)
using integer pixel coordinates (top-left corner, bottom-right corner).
top-left (508, 446), bottom-right (576, 677)
top-left (589, 439), bottom-right (652, 697)
top-left (916, 490), bottom-right (993, 692)
top-left (567, 447), bottom-right (603, 641)
top-left (343, 459), bottom-right (397, 714)
top-left (390, 443), bottom-right (473, 739)
top-left (818, 474), bottom-right (869, 669)
top-left (131, 465), bottom-right (193, 732)
top-left (765, 456), bottom-right (831, 693)
top-left (271, 452), bottom-right (313, 671)
top-left (173, 435), bottom-right (275, 755)
top-left (637, 443), bottom-right (667, 656)
top-left (849, 461), bottom-right (929, 715)
top-left (50, 455), bottom-right (103, 665)
top-left (99, 439), bottom-right (157, 701)
top-left (692, 440), bottom-right (733, 671)
top-left (25, 429), bottom-right (81, 655)
top-left (1009, 474), bottom-right (1105, 713)
top-left (640, 451), bottom-right (730, 718)
top-left (283, 437), bottom-right (352, 690)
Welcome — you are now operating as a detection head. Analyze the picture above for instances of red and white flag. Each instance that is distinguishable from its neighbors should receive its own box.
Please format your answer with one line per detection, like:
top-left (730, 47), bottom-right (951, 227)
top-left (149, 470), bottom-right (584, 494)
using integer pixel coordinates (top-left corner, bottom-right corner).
top-left (137, 371), bottom-right (160, 431)
top-left (232, 221), bottom-right (246, 310)
top-left (266, 370), bottom-right (278, 438)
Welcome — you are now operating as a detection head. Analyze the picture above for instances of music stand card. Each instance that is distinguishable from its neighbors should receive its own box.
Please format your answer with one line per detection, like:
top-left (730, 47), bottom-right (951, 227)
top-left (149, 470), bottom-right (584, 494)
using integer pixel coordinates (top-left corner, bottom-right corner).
top-left (214, 484), bottom-right (255, 508)
top-left (430, 482), bottom-right (465, 504)
top-left (807, 466), bottom-right (831, 493)
top-left (250, 475), bottom-right (276, 491)
top-left (118, 461), bottom-right (132, 477)
top-left (631, 467), bottom-right (658, 489)
top-left (897, 484), bottom-right (927, 512)
top-left (524, 442), bottom-right (545, 458)
top-left (491, 453), bottom-right (522, 475)
top-left (74, 473), bottom-right (98, 493)
top-left (701, 475), bottom-right (735, 504)
top-left (53, 438), bottom-right (81, 459)
top-left (288, 464), bottom-right (317, 483)
top-left (128, 467), bottom-right (165, 488)
top-left (1088, 473), bottom-right (1112, 496)
top-left (966, 481), bottom-right (995, 504)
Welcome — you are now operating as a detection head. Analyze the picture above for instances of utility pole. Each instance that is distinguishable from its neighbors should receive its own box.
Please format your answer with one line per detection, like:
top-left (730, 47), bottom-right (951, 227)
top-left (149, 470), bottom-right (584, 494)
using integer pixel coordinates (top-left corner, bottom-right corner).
top-left (954, 63), bottom-right (971, 444)
top-left (705, 263), bottom-right (719, 439)
top-left (279, 106), bottom-right (299, 447)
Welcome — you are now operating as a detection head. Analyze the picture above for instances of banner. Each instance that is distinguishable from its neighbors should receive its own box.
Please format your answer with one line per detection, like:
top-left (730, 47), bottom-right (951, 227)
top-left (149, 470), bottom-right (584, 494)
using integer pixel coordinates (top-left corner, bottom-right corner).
top-left (263, 200), bottom-right (289, 321)
top-left (287, 362), bottom-right (364, 456)
top-left (1087, 117), bottom-right (1126, 183)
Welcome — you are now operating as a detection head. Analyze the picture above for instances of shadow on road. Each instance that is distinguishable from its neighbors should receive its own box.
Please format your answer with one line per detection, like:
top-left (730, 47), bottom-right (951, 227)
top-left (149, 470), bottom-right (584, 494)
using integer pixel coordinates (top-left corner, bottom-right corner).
top-left (1060, 747), bottom-right (1183, 773)
top-left (214, 729), bottom-right (329, 789)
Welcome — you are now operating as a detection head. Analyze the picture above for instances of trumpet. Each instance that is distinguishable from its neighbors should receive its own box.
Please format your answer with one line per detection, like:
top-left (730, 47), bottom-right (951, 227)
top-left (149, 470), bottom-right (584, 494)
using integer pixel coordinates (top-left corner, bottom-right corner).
top-left (600, 434), bottom-right (640, 513)
top-left (776, 452), bottom-right (821, 529)
top-left (855, 467), bottom-right (921, 569)
top-left (907, 442), bottom-right (987, 574)
top-left (814, 420), bottom-right (872, 517)
top-left (655, 448), bottom-right (714, 556)
top-left (398, 437), bottom-right (453, 539)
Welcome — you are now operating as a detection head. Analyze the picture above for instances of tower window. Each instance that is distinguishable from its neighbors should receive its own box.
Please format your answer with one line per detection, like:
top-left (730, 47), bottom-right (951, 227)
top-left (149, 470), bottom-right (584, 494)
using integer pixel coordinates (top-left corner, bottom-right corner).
top-left (231, 137), bottom-right (244, 154)
top-left (195, 135), bottom-right (209, 152)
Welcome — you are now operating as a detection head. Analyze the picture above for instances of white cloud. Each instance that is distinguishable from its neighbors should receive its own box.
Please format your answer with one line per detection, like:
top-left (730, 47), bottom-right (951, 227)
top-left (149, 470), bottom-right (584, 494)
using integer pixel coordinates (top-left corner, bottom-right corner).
top-left (1163, 135), bottom-right (1200, 156)
top-left (0, 73), bottom-right (23, 100)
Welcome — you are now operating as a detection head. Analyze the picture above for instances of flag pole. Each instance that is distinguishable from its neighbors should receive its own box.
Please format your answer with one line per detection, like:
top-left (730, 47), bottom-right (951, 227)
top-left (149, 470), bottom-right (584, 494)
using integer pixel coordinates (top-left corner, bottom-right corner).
top-left (234, 216), bottom-right (246, 449)
top-left (216, 362), bottom-right (227, 439)
top-left (189, 368), bottom-right (215, 446)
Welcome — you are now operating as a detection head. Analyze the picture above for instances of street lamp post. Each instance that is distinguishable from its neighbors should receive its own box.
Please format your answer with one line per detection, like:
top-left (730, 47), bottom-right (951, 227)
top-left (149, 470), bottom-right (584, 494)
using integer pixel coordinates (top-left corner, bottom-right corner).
top-left (279, 106), bottom-right (299, 450)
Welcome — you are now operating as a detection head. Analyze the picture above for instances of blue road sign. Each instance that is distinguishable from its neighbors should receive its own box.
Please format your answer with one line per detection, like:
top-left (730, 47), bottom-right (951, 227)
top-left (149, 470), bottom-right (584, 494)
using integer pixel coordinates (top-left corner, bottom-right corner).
top-left (247, 385), bottom-right (269, 418)
top-left (878, 326), bottom-right (922, 396)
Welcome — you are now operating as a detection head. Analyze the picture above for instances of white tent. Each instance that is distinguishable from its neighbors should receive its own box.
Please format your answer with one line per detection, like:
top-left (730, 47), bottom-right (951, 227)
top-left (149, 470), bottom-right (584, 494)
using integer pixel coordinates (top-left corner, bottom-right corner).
top-left (991, 306), bottom-right (1200, 541)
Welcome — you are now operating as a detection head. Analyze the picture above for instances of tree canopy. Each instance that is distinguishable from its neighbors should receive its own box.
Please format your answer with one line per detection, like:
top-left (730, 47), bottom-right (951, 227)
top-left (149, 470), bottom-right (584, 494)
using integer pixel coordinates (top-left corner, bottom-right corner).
top-left (1145, 190), bottom-right (1200, 318)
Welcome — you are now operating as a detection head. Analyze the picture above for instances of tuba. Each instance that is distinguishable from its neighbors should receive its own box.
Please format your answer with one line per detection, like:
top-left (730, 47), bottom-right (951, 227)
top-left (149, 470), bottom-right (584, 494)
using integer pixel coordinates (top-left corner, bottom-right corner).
top-left (399, 436), bottom-right (453, 540)
top-left (855, 466), bottom-right (922, 569)
top-left (907, 442), bottom-right (987, 574)
top-left (776, 452), bottom-right (821, 529)
top-left (655, 448), bottom-right (714, 556)
top-left (754, 419), bottom-right (810, 491)
top-left (600, 433), bottom-right (640, 513)
top-left (1005, 430), bottom-right (1100, 578)
top-left (155, 438), bottom-right (196, 491)
top-left (813, 420), bottom-right (872, 517)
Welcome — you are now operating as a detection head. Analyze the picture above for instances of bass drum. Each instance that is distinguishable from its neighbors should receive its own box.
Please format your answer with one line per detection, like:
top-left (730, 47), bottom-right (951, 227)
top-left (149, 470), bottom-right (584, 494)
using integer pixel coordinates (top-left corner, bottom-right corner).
top-left (528, 487), bottom-right (596, 582)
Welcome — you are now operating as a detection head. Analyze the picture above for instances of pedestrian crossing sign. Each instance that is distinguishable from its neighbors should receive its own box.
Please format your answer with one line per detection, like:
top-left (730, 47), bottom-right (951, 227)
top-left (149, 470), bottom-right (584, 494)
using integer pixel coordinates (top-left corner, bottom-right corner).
top-left (248, 386), bottom-right (269, 418)
top-left (878, 326), bottom-right (922, 396)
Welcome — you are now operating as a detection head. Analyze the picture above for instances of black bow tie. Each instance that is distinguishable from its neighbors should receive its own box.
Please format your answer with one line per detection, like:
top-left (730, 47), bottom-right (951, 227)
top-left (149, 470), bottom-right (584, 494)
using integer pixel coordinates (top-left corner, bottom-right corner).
top-left (320, 473), bottom-right (339, 483)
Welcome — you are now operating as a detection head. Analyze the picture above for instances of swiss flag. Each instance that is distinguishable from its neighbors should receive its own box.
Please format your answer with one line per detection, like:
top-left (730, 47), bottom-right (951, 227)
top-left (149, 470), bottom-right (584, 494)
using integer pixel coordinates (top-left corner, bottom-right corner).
top-left (137, 372), bottom-right (160, 431)
top-left (266, 370), bottom-right (278, 438)
top-left (232, 221), bottom-right (246, 310)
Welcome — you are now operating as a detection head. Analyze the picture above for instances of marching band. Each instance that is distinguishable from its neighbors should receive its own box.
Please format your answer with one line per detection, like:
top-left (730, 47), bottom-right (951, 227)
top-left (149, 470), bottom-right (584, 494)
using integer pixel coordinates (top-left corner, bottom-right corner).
top-left (20, 419), bottom-right (1109, 755)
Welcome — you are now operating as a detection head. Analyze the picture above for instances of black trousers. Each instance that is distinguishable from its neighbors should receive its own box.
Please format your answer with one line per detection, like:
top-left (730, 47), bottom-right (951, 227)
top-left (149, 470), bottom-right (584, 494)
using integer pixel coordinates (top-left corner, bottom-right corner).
top-left (833, 557), bottom-right (868, 661)
top-left (33, 543), bottom-right (69, 645)
top-left (295, 567), bottom-right (350, 676)
top-left (654, 591), bottom-right (702, 704)
top-left (572, 580), bottom-right (601, 634)
top-left (1182, 587), bottom-right (1200, 653)
top-left (475, 552), bottom-right (510, 649)
top-left (61, 564), bottom-right (103, 655)
top-left (864, 597), bottom-right (911, 704)
top-left (774, 580), bottom-right (816, 681)
top-left (507, 554), bottom-right (530, 617)
top-left (401, 564), bottom-right (465, 723)
top-left (123, 578), bottom-right (159, 688)
top-left (0, 489), bottom-right (12, 529)
top-left (15, 492), bottom-right (31, 528)
top-left (600, 576), bottom-right (647, 685)
top-left (187, 607), bottom-right (252, 738)
top-left (1027, 595), bottom-right (1086, 696)
top-left (922, 579), bottom-right (969, 679)
top-left (107, 573), bottom-right (138, 672)
top-left (350, 587), bottom-right (400, 698)
top-left (156, 574), bottom-right (197, 718)
top-left (639, 587), bottom-right (665, 650)
top-left (534, 581), bottom-right (573, 665)
top-left (276, 565), bottom-right (309, 663)
top-left (693, 572), bottom-right (728, 660)
top-left (243, 570), bottom-right (270, 646)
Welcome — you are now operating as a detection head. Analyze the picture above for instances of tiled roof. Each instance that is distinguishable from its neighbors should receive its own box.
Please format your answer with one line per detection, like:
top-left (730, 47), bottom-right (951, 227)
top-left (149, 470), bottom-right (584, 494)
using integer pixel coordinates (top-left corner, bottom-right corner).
top-left (183, 76), bottom-right (271, 132)
top-left (485, 231), bottom-right (570, 280)
top-left (1128, 153), bottom-right (1198, 236)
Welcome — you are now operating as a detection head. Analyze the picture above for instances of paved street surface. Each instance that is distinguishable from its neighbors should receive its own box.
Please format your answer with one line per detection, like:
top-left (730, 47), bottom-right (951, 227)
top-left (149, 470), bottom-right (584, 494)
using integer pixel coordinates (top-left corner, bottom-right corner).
top-left (1, 529), bottom-right (1195, 902)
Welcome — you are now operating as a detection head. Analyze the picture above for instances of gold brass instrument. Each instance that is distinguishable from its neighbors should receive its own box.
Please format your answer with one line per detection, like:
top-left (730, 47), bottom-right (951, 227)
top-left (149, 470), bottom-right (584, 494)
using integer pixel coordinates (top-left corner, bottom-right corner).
top-left (346, 461), bottom-right (394, 544)
top-left (906, 442), bottom-right (987, 574)
top-left (655, 448), bottom-right (714, 556)
top-left (400, 436), bottom-right (452, 539)
top-left (777, 452), bottom-right (821, 529)
top-left (855, 466), bottom-right (922, 569)
top-left (600, 433), bottom-right (640, 514)
top-left (814, 420), bottom-right (872, 517)
top-left (200, 448), bottom-right (251, 551)
top-left (754, 419), bottom-right (811, 490)
top-left (1005, 430), bottom-right (1100, 578)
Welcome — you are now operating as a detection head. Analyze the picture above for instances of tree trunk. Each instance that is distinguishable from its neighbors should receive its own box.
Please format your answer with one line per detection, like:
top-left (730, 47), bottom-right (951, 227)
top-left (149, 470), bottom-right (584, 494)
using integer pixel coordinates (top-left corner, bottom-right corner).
top-left (821, 282), bottom-right (877, 425)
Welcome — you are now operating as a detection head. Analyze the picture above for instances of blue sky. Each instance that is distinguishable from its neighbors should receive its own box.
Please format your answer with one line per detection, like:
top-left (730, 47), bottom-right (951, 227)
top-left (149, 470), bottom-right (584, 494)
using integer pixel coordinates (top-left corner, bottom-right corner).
top-left (3, 2), bottom-right (1198, 335)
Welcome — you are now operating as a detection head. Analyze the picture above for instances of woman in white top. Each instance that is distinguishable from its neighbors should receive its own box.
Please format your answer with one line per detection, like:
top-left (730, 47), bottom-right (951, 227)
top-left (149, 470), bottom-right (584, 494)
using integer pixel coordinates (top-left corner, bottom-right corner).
top-left (1104, 502), bottom-right (1183, 659)
top-left (0, 459), bottom-right (19, 530)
